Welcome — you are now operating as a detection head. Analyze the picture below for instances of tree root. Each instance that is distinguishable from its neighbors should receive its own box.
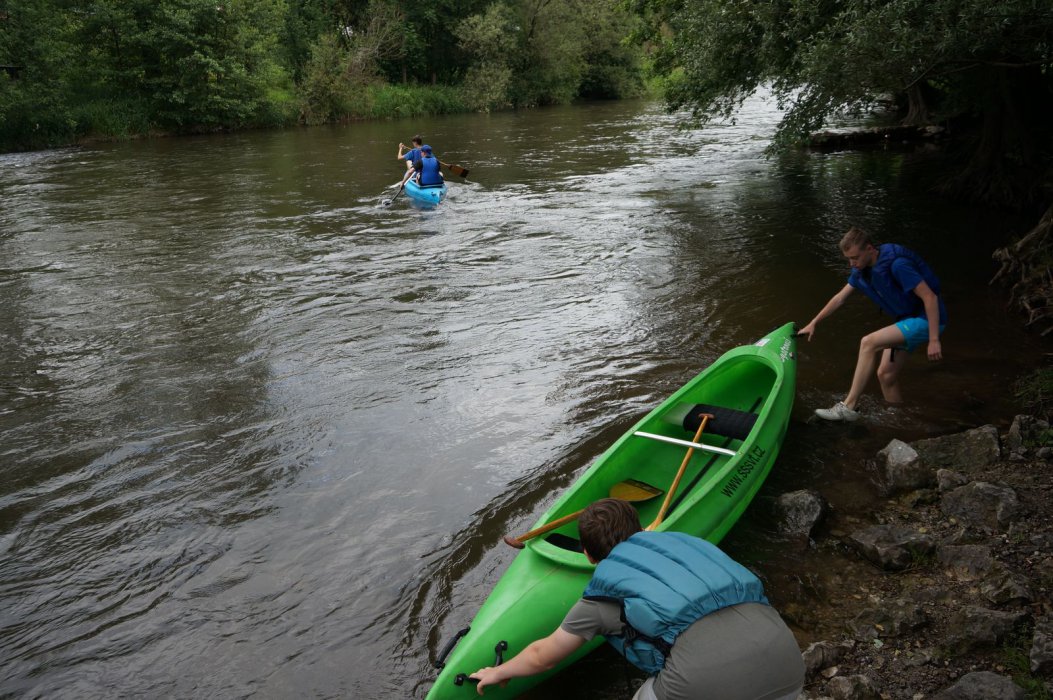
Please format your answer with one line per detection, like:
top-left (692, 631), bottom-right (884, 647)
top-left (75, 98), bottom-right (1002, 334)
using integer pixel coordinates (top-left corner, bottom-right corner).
top-left (992, 204), bottom-right (1053, 334)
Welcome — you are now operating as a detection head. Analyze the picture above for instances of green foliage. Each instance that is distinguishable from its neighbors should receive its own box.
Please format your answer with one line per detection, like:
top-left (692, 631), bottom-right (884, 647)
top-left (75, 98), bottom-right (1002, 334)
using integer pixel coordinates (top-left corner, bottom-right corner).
top-left (298, 33), bottom-right (362, 125)
top-left (0, 0), bottom-right (647, 151)
top-left (1015, 367), bottom-right (1053, 423)
top-left (633, 0), bottom-right (1053, 205)
top-left (455, 2), bottom-right (517, 110)
top-left (456, 0), bottom-right (644, 110)
top-left (1001, 627), bottom-right (1052, 700)
top-left (366, 84), bottom-right (466, 119)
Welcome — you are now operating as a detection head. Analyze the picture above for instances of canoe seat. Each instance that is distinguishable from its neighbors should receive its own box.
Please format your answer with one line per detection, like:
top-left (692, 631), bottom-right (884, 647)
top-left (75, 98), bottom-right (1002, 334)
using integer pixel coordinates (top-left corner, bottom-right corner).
top-left (544, 533), bottom-right (584, 552)
top-left (682, 404), bottom-right (757, 441)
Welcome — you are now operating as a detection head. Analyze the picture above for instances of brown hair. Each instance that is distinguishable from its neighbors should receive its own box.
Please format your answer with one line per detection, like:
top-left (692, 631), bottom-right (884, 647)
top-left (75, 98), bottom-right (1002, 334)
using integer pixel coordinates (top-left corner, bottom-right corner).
top-left (411, 135), bottom-right (423, 146)
top-left (579, 498), bottom-right (642, 561)
top-left (839, 226), bottom-right (875, 253)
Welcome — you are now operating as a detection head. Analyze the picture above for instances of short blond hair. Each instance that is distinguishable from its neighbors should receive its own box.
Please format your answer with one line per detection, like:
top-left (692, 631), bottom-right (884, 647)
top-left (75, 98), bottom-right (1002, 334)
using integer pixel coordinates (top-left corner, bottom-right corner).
top-left (839, 226), bottom-right (874, 253)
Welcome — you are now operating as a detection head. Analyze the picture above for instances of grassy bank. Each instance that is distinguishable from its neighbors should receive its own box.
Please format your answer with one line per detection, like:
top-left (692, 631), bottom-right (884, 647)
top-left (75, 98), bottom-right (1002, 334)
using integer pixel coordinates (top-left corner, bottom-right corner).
top-left (0, 83), bottom-right (471, 154)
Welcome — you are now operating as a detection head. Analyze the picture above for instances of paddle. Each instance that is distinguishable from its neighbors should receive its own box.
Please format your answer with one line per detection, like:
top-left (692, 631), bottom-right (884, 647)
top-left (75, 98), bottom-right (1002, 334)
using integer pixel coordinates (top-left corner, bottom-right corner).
top-left (440, 160), bottom-right (469, 178)
top-left (383, 182), bottom-right (405, 206)
top-left (646, 413), bottom-right (713, 531)
top-left (503, 479), bottom-right (663, 549)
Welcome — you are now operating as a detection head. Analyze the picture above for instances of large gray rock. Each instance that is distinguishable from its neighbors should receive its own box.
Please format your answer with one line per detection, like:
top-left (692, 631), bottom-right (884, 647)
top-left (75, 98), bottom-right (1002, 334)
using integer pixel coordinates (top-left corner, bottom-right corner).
top-left (878, 439), bottom-right (933, 493)
top-left (936, 544), bottom-right (995, 580)
top-left (936, 468), bottom-right (969, 493)
top-left (930, 671), bottom-right (1026, 699)
top-left (850, 598), bottom-right (928, 639)
top-left (826, 674), bottom-right (880, 700)
top-left (849, 524), bottom-right (937, 571)
top-left (981, 567), bottom-right (1034, 605)
top-left (1030, 616), bottom-right (1053, 674)
top-left (912, 425), bottom-right (1001, 473)
top-left (940, 482), bottom-right (1020, 533)
top-left (801, 639), bottom-right (854, 678)
top-left (1005, 414), bottom-right (1051, 460)
top-left (774, 489), bottom-right (829, 539)
top-left (944, 606), bottom-right (1028, 653)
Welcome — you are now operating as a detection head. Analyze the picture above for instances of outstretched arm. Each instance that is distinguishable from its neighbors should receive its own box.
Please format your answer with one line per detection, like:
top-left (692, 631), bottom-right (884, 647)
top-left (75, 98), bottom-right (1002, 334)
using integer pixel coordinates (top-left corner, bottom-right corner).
top-left (799, 283), bottom-right (854, 340)
top-left (397, 142), bottom-right (406, 159)
top-left (913, 280), bottom-right (942, 360)
top-left (469, 628), bottom-right (585, 695)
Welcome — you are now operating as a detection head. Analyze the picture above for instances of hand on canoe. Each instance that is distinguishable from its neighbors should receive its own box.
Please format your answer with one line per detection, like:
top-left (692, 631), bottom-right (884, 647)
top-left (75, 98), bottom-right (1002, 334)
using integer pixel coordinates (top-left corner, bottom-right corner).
top-left (467, 666), bottom-right (508, 694)
top-left (469, 629), bottom-right (585, 694)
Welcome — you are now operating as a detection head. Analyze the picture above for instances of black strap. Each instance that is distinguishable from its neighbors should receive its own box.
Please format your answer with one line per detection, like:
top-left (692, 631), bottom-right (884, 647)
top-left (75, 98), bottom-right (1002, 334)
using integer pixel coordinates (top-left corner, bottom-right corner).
top-left (667, 396), bottom-right (764, 516)
top-left (584, 596), bottom-right (674, 662)
top-left (682, 403), bottom-right (758, 441)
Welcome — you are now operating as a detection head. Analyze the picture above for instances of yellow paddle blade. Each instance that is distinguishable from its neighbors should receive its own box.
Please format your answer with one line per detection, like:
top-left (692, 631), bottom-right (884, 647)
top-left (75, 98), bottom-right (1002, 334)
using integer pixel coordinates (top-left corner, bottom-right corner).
top-left (610, 479), bottom-right (663, 502)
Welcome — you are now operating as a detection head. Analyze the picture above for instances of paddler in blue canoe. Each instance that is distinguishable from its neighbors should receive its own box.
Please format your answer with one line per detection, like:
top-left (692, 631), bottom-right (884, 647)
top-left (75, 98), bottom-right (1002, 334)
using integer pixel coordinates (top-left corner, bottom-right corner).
top-left (411, 145), bottom-right (444, 188)
top-left (397, 135), bottom-right (424, 173)
top-left (469, 498), bottom-right (805, 699)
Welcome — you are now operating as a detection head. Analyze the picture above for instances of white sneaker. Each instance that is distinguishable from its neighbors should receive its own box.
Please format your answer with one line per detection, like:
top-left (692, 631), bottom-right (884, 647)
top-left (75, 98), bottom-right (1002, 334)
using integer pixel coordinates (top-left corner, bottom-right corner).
top-left (814, 401), bottom-right (860, 422)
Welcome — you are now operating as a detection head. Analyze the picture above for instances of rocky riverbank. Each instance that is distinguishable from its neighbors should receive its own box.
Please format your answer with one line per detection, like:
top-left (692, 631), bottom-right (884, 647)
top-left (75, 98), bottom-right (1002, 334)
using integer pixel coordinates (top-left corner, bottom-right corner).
top-left (771, 416), bottom-right (1053, 699)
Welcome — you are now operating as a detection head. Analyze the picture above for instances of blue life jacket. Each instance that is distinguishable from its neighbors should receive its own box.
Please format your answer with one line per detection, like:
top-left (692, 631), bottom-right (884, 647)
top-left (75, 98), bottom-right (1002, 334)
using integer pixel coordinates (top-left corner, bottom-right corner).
top-left (418, 156), bottom-right (443, 187)
top-left (582, 531), bottom-right (769, 675)
top-left (849, 244), bottom-right (945, 322)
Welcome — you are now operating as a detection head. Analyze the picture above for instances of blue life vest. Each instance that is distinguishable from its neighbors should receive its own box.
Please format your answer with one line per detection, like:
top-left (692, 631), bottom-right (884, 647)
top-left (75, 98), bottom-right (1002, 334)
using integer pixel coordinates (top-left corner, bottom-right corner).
top-left (849, 244), bottom-right (945, 322)
top-left (582, 531), bottom-right (768, 675)
top-left (418, 156), bottom-right (443, 187)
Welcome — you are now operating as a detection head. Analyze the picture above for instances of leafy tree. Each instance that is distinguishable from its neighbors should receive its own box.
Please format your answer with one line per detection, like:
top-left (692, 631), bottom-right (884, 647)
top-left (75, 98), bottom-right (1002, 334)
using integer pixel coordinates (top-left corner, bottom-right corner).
top-left (79, 0), bottom-right (292, 129)
top-left (0, 0), bottom-right (80, 149)
top-left (456, 0), bottom-right (643, 109)
top-left (297, 0), bottom-right (406, 123)
top-left (635, 0), bottom-right (1053, 208)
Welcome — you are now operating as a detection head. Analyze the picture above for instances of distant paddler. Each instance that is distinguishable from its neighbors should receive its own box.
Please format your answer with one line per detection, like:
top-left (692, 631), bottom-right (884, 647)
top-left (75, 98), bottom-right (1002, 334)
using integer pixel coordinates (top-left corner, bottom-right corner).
top-left (397, 135), bottom-right (424, 173)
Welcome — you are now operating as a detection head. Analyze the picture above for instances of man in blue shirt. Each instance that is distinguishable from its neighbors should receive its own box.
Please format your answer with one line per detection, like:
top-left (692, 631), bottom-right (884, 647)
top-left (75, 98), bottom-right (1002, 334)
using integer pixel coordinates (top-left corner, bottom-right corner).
top-left (395, 134), bottom-right (421, 172)
top-left (800, 226), bottom-right (946, 422)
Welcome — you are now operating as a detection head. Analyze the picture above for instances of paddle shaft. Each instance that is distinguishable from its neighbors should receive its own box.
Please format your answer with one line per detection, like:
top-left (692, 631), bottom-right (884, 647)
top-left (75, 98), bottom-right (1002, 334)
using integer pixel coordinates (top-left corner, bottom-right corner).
top-left (647, 414), bottom-right (712, 530)
top-left (503, 509), bottom-right (584, 549)
top-left (503, 480), bottom-right (662, 549)
top-left (384, 183), bottom-right (405, 206)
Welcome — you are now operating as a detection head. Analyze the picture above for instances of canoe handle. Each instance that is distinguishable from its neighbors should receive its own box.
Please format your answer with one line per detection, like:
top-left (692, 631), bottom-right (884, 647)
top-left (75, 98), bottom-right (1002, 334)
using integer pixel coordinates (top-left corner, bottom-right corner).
top-left (435, 627), bottom-right (470, 669)
top-left (453, 640), bottom-right (509, 686)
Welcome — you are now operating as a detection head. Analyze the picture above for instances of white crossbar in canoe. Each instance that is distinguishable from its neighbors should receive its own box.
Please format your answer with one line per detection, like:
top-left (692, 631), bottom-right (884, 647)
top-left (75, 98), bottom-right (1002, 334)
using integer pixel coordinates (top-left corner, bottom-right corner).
top-left (633, 431), bottom-right (738, 457)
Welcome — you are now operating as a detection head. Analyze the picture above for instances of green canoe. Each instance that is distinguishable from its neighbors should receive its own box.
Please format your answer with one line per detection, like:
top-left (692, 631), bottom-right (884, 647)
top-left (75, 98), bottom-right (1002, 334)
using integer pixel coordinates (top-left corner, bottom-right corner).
top-left (427, 322), bottom-right (798, 699)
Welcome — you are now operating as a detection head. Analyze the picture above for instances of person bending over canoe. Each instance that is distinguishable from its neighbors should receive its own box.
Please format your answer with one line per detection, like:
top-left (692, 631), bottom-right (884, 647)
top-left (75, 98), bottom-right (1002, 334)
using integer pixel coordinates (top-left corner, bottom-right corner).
top-left (469, 499), bottom-right (804, 699)
top-left (800, 226), bottom-right (947, 422)
top-left (412, 145), bottom-right (444, 188)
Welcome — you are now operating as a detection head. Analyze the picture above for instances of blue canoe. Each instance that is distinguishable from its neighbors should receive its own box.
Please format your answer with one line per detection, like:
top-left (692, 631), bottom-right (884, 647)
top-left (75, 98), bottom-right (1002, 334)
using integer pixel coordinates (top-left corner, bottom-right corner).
top-left (404, 179), bottom-right (447, 207)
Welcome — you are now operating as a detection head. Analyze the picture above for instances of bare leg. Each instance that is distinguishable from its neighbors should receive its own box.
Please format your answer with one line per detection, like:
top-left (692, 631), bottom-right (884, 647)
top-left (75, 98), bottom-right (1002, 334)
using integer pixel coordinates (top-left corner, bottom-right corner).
top-left (843, 325), bottom-right (907, 410)
top-left (877, 345), bottom-right (910, 403)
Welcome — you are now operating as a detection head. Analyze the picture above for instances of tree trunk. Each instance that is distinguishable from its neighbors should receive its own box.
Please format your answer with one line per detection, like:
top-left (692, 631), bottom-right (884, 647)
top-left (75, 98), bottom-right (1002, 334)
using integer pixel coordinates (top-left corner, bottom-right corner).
top-left (939, 66), bottom-right (1044, 208)
top-left (901, 84), bottom-right (930, 125)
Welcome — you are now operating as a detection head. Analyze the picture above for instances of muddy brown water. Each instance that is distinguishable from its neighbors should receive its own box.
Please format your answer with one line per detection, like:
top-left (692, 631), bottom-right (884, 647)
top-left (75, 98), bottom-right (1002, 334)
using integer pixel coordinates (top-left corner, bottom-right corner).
top-left (0, 94), bottom-right (1044, 698)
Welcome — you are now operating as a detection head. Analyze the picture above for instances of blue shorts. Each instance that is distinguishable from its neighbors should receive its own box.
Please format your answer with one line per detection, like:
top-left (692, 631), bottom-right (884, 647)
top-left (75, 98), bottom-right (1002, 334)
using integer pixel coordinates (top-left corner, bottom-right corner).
top-left (895, 317), bottom-right (946, 352)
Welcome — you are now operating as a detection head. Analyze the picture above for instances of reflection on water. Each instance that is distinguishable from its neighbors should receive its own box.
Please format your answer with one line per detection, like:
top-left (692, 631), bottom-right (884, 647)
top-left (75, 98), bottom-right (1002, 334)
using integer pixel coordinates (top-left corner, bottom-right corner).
top-left (0, 94), bottom-right (1043, 697)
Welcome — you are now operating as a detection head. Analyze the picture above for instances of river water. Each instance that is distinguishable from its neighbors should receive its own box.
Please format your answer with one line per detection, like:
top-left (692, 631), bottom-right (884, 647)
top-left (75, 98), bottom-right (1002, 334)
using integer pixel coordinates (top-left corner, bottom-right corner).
top-left (0, 95), bottom-right (1044, 698)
